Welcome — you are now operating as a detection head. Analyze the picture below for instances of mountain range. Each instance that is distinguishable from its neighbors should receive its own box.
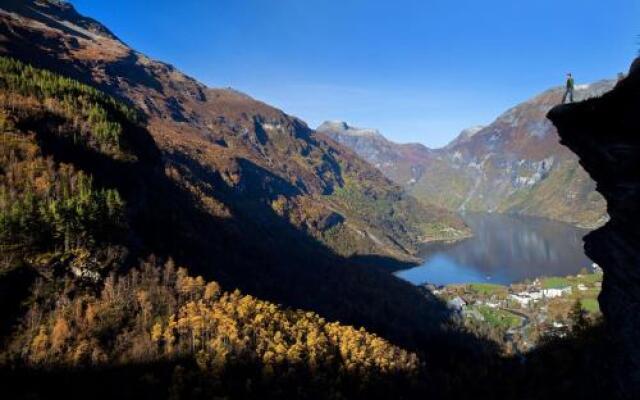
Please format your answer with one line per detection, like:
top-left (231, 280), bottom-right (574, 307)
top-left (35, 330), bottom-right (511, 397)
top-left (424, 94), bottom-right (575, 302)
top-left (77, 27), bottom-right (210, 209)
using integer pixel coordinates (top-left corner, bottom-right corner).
top-left (0, 0), bottom-right (479, 359)
top-left (0, 1), bottom-right (631, 398)
top-left (319, 81), bottom-right (614, 228)
top-left (0, 0), bottom-right (474, 260)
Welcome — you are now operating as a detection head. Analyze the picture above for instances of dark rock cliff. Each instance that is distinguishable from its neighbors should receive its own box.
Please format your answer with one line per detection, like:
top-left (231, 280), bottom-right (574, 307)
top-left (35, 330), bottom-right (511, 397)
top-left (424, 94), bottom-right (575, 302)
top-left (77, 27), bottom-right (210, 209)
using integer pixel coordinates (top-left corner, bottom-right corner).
top-left (548, 58), bottom-right (640, 396)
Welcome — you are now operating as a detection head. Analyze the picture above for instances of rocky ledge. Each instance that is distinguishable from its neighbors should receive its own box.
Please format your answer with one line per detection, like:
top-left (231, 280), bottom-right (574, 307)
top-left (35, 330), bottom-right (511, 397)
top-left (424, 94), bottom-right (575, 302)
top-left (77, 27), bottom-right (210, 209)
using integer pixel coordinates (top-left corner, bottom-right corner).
top-left (548, 58), bottom-right (640, 396)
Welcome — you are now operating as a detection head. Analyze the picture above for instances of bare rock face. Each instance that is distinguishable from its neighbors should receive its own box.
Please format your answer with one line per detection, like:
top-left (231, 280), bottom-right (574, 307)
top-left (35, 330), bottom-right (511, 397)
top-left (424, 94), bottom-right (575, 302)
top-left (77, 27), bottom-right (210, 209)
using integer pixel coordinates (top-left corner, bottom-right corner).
top-left (317, 121), bottom-right (434, 186)
top-left (548, 58), bottom-right (640, 396)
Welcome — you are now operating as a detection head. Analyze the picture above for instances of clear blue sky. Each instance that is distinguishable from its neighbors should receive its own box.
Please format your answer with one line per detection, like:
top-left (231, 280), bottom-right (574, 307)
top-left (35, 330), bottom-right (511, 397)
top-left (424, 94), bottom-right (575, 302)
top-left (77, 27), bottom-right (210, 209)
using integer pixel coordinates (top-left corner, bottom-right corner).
top-left (72, 0), bottom-right (638, 148)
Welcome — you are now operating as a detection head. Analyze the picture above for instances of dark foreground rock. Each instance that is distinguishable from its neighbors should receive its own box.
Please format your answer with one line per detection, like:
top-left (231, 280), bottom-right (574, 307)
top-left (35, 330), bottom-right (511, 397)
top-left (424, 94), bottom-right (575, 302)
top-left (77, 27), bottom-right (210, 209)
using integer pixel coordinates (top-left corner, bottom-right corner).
top-left (548, 58), bottom-right (640, 396)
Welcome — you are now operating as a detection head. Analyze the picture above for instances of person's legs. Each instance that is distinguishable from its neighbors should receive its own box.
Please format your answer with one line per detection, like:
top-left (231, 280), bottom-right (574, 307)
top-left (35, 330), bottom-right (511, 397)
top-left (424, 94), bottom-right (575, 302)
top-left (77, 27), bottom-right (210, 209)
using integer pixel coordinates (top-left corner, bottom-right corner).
top-left (562, 89), bottom-right (569, 104)
top-left (569, 88), bottom-right (574, 103)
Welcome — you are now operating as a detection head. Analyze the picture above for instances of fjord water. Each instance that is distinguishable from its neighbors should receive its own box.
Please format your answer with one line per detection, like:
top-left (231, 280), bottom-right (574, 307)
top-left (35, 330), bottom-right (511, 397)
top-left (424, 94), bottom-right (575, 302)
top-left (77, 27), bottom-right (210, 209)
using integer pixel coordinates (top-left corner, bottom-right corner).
top-left (395, 213), bottom-right (594, 286)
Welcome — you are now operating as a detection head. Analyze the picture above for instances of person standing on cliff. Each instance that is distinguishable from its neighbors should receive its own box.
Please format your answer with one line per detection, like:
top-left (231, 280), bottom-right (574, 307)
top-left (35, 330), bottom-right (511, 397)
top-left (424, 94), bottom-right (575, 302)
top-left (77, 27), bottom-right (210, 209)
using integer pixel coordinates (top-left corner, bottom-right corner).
top-left (562, 73), bottom-right (575, 104)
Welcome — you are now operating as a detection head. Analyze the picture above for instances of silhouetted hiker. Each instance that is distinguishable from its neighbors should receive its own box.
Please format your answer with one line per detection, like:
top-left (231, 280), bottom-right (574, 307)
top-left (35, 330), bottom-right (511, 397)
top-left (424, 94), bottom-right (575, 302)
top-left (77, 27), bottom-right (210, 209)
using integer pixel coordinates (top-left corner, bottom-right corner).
top-left (562, 73), bottom-right (575, 104)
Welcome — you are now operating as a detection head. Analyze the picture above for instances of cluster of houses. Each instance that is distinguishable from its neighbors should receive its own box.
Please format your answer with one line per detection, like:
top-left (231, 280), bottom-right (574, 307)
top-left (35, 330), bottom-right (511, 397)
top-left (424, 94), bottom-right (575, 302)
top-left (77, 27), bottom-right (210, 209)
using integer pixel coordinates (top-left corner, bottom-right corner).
top-left (441, 280), bottom-right (576, 312)
top-left (508, 286), bottom-right (572, 308)
top-left (429, 266), bottom-right (604, 352)
top-left (445, 266), bottom-right (603, 312)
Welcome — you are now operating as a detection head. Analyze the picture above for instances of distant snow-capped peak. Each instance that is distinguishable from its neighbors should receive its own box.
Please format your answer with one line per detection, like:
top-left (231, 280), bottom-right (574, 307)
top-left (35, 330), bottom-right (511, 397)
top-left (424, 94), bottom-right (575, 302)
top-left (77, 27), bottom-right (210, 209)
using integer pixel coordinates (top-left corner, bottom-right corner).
top-left (317, 121), bottom-right (383, 138)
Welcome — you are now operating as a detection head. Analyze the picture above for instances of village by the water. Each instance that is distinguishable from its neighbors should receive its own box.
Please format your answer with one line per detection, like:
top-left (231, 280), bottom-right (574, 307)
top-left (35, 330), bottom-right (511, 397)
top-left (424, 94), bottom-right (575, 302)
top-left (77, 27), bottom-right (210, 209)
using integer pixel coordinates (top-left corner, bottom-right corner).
top-left (424, 264), bottom-right (604, 354)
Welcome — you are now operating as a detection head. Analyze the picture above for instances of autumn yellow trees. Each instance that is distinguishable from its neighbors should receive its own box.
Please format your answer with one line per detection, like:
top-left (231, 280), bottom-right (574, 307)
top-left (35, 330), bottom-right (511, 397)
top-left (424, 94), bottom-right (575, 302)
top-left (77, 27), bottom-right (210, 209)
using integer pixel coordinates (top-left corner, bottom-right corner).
top-left (7, 259), bottom-right (419, 386)
top-left (159, 283), bottom-right (418, 377)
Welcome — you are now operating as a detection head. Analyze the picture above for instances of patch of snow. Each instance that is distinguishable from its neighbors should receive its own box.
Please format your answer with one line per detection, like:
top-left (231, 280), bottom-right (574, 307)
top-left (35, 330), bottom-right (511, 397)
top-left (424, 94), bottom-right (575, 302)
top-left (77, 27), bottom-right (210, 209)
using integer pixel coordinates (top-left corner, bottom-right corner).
top-left (55, 18), bottom-right (105, 41)
top-left (317, 121), bottom-right (382, 138)
top-left (446, 125), bottom-right (485, 148)
top-left (462, 125), bottom-right (485, 137)
top-left (261, 122), bottom-right (284, 131)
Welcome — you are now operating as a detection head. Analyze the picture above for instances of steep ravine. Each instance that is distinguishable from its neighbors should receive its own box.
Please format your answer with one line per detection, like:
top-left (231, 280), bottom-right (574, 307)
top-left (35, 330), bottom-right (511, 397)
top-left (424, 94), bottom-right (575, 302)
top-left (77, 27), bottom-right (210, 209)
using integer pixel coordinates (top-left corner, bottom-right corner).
top-left (548, 58), bottom-right (640, 396)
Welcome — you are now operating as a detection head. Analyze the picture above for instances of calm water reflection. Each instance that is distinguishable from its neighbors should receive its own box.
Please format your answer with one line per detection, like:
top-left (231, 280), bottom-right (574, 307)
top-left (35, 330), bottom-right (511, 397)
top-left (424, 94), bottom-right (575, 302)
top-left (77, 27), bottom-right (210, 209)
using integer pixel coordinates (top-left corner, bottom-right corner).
top-left (395, 213), bottom-right (594, 286)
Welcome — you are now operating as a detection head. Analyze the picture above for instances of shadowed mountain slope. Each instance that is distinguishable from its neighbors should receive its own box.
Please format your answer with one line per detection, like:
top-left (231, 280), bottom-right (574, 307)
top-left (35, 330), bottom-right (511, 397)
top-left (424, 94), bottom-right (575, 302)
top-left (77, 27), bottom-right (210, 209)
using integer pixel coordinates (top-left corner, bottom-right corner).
top-left (0, 0), bottom-right (473, 352)
top-left (0, 0), bottom-right (468, 264)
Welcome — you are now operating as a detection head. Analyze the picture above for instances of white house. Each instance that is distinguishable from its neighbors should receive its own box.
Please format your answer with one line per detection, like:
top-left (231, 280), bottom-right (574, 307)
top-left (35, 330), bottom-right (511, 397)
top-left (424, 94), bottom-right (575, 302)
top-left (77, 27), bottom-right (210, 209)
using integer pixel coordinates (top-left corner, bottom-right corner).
top-left (541, 287), bottom-right (572, 298)
top-left (577, 284), bottom-right (588, 291)
top-left (528, 291), bottom-right (544, 300)
top-left (509, 288), bottom-right (559, 308)
top-left (509, 293), bottom-right (533, 307)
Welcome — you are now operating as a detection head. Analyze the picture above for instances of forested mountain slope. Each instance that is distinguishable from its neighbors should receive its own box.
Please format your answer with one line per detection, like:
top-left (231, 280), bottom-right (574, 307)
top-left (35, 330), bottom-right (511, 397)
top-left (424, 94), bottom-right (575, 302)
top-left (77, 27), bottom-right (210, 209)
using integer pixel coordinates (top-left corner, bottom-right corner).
top-left (0, 3), bottom-right (487, 390)
top-left (0, 52), bottom-right (621, 400)
top-left (0, 37), bottom-right (427, 400)
top-left (0, 0), bottom-right (468, 261)
top-left (0, 0), bottom-right (474, 344)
